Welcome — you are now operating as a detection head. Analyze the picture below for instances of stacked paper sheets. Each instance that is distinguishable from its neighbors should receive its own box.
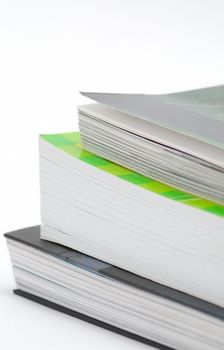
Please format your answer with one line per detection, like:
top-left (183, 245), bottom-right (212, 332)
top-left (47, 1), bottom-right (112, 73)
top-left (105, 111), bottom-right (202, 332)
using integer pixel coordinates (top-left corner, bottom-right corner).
top-left (79, 86), bottom-right (224, 204)
top-left (6, 85), bottom-right (224, 350)
top-left (5, 226), bottom-right (224, 350)
top-left (39, 132), bottom-right (224, 307)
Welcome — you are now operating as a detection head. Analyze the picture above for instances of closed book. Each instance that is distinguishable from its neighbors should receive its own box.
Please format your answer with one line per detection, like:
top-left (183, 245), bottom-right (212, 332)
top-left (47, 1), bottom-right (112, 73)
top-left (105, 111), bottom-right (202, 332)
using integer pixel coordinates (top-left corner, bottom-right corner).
top-left (39, 131), bottom-right (224, 307)
top-left (5, 226), bottom-right (224, 350)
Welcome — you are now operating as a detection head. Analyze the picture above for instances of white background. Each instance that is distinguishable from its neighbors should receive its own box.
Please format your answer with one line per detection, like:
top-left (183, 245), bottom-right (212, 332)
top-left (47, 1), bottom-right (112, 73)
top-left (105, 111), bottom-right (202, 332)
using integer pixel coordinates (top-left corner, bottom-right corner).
top-left (0, 1), bottom-right (224, 349)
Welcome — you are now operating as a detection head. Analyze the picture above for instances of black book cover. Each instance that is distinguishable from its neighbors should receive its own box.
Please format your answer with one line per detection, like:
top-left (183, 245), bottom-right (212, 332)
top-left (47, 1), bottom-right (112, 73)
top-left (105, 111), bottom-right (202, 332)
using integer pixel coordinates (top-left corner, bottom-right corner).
top-left (5, 226), bottom-right (224, 349)
top-left (13, 289), bottom-right (170, 350)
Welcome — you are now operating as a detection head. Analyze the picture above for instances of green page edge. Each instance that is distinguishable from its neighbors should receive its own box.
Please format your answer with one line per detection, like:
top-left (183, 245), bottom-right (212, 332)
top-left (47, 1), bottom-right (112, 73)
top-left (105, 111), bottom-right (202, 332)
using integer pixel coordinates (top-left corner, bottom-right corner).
top-left (40, 132), bottom-right (224, 218)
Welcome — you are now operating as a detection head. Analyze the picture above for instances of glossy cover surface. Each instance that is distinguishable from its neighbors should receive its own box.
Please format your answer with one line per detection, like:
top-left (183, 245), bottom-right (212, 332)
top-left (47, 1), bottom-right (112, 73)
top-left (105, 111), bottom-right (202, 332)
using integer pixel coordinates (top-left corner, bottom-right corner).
top-left (81, 86), bottom-right (224, 149)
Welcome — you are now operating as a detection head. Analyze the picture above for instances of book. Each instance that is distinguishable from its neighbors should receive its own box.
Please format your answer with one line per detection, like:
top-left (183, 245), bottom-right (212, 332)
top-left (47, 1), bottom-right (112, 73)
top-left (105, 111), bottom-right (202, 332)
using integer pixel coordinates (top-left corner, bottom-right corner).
top-left (78, 85), bottom-right (224, 204)
top-left (39, 132), bottom-right (224, 307)
top-left (5, 226), bottom-right (224, 350)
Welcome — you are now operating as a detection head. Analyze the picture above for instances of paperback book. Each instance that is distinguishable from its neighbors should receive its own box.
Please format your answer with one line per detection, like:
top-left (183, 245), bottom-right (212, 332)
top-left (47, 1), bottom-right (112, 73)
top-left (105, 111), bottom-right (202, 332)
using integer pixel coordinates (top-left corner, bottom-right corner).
top-left (39, 131), bottom-right (224, 307)
top-left (5, 226), bottom-right (224, 350)
top-left (79, 85), bottom-right (224, 204)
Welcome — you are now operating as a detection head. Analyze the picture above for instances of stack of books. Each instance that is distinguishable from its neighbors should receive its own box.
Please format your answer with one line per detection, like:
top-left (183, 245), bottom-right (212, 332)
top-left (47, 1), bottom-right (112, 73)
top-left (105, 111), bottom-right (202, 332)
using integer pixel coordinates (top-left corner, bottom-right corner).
top-left (5, 85), bottom-right (224, 350)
